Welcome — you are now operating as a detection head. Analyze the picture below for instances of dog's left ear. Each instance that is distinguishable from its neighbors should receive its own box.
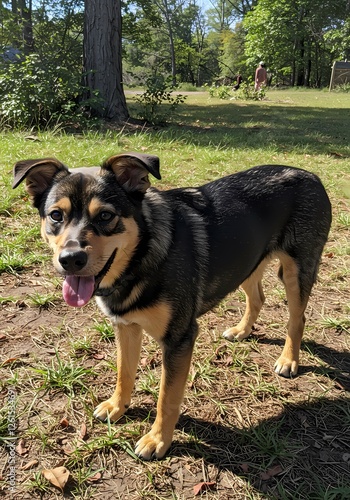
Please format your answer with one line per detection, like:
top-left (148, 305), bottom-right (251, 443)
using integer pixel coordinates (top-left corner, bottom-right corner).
top-left (13, 158), bottom-right (68, 206)
top-left (102, 152), bottom-right (161, 193)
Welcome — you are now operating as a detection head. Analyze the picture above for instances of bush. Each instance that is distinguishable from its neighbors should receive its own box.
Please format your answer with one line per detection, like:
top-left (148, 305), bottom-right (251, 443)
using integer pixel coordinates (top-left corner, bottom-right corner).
top-left (207, 84), bottom-right (232, 99)
top-left (334, 82), bottom-right (350, 93)
top-left (0, 54), bottom-right (101, 129)
top-left (231, 81), bottom-right (267, 101)
top-left (207, 81), bottom-right (267, 101)
top-left (135, 76), bottom-right (187, 125)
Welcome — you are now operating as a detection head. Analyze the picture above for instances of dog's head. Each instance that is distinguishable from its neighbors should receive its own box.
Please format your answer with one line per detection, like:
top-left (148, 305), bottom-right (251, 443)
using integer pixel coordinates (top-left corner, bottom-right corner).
top-left (13, 153), bottom-right (161, 307)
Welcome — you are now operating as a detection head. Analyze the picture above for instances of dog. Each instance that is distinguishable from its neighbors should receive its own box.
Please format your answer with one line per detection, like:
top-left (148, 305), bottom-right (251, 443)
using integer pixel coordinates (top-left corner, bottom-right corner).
top-left (13, 153), bottom-right (332, 459)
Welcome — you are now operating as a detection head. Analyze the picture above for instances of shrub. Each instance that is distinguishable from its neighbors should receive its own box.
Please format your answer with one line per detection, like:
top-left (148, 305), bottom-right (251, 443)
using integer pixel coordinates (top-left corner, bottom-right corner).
top-left (207, 81), bottom-right (267, 101)
top-left (207, 84), bottom-right (232, 99)
top-left (231, 81), bottom-right (267, 101)
top-left (334, 82), bottom-right (350, 93)
top-left (0, 54), bottom-right (102, 129)
top-left (135, 76), bottom-right (187, 125)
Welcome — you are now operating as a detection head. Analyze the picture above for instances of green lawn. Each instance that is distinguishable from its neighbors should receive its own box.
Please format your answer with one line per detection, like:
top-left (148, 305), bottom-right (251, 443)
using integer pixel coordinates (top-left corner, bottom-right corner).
top-left (0, 88), bottom-right (349, 499)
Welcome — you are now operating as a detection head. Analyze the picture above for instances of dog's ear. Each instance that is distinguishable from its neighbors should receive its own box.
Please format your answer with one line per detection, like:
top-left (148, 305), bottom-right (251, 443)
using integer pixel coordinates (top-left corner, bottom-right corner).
top-left (102, 153), bottom-right (161, 193)
top-left (12, 158), bottom-right (69, 205)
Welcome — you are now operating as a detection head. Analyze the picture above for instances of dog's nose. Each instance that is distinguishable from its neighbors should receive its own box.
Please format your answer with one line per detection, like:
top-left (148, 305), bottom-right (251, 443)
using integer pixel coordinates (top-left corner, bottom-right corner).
top-left (59, 248), bottom-right (88, 273)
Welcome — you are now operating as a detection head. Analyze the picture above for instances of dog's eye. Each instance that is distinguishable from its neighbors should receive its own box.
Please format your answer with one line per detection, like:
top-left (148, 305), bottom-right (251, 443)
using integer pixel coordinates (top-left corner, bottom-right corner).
top-left (49, 210), bottom-right (63, 223)
top-left (99, 211), bottom-right (114, 222)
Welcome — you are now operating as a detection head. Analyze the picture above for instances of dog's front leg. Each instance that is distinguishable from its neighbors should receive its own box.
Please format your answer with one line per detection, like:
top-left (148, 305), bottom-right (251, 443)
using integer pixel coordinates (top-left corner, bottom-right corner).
top-left (135, 341), bottom-right (194, 460)
top-left (94, 322), bottom-right (142, 422)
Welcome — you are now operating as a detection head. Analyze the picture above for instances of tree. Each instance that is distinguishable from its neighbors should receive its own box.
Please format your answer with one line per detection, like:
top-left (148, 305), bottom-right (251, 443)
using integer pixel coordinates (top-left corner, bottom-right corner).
top-left (244, 0), bottom-right (350, 87)
top-left (82, 0), bottom-right (128, 121)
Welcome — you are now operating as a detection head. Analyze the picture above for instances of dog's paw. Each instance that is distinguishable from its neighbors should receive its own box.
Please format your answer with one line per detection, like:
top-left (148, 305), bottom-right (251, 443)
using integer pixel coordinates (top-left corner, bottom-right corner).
top-left (93, 398), bottom-right (126, 422)
top-left (223, 326), bottom-right (251, 341)
top-left (274, 356), bottom-right (298, 378)
top-left (135, 431), bottom-right (170, 460)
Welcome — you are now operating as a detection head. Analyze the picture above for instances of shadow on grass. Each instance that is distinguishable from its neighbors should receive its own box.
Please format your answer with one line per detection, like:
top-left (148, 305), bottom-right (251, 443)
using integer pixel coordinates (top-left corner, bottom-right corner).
top-left (129, 99), bottom-right (350, 157)
top-left (123, 395), bottom-right (349, 498)
top-left (122, 337), bottom-right (350, 499)
top-left (258, 336), bottom-right (350, 391)
top-left (175, 395), bottom-right (350, 499)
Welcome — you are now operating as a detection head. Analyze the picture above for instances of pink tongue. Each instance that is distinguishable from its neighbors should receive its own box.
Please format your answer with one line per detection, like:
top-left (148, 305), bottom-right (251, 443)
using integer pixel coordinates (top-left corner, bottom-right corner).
top-left (62, 276), bottom-right (95, 307)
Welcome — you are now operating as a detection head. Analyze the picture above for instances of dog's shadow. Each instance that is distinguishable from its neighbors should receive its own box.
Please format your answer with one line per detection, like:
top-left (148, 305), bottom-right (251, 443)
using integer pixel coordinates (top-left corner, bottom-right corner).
top-left (123, 339), bottom-right (350, 497)
top-left (257, 336), bottom-right (350, 390)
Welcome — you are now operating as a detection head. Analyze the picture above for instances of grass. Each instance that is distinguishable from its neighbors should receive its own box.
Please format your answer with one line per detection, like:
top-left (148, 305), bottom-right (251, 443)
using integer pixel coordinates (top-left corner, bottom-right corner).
top-left (0, 88), bottom-right (349, 498)
top-left (33, 350), bottom-right (96, 395)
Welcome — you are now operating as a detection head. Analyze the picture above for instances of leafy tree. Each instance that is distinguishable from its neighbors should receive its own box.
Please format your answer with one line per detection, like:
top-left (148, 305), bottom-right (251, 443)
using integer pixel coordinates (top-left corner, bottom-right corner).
top-left (244, 0), bottom-right (349, 87)
top-left (219, 23), bottom-right (246, 79)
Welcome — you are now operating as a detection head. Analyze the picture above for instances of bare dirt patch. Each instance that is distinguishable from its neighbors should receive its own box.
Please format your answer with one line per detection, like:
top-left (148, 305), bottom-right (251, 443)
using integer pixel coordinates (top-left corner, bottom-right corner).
top-left (1, 236), bottom-right (349, 499)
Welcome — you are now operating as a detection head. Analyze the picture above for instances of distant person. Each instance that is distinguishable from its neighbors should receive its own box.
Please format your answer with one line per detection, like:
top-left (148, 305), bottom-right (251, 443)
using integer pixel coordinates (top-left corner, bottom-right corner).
top-left (233, 74), bottom-right (243, 91)
top-left (255, 62), bottom-right (267, 90)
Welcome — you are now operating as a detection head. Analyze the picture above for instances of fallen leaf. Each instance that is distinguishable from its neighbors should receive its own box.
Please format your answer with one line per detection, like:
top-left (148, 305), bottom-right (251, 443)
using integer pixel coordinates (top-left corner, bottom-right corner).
top-left (325, 252), bottom-right (334, 258)
top-left (62, 445), bottom-right (74, 455)
top-left (93, 353), bottom-right (105, 360)
top-left (261, 465), bottom-right (283, 480)
top-left (240, 463), bottom-right (249, 473)
top-left (0, 334), bottom-right (6, 341)
top-left (140, 357), bottom-right (148, 367)
top-left (87, 471), bottom-right (102, 482)
top-left (42, 466), bottom-right (70, 491)
top-left (59, 418), bottom-right (69, 428)
top-left (1, 357), bottom-right (20, 366)
top-left (20, 459), bottom-right (39, 470)
top-left (193, 481), bottom-right (216, 495)
top-left (79, 423), bottom-right (87, 440)
top-left (16, 439), bottom-right (28, 456)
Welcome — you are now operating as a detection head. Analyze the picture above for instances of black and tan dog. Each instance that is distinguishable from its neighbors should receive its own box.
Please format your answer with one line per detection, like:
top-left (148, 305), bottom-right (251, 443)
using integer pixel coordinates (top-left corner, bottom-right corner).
top-left (13, 153), bottom-right (331, 459)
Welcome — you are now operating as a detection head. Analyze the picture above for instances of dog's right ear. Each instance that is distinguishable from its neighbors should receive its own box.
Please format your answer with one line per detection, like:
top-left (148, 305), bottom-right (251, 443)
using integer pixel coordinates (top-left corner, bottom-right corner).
top-left (12, 158), bottom-right (68, 206)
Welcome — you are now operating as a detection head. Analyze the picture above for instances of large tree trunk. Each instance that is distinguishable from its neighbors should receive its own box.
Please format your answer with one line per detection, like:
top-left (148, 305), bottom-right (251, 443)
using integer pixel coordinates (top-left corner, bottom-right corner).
top-left (83, 0), bottom-right (129, 121)
top-left (14, 0), bottom-right (35, 52)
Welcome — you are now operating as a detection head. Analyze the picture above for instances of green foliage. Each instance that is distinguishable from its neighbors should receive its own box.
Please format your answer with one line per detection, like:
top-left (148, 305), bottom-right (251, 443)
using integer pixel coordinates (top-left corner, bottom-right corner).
top-left (244, 0), bottom-right (349, 87)
top-left (334, 83), bottom-right (350, 93)
top-left (207, 81), bottom-right (267, 101)
top-left (233, 81), bottom-right (267, 101)
top-left (0, 54), bottom-right (102, 129)
top-left (207, 84), bottom-right (232, 99)
top-left (135, 76), bottom-right (187, 124)
top-left (33, 350), bottom-right (95, 395)
top-left (218, 24), bottom-right (247, 79)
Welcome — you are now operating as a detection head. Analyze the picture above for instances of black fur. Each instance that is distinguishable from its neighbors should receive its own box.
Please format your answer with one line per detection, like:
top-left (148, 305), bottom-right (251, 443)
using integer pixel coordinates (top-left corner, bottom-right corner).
top-left (13, 154), bottom-right (332, 460)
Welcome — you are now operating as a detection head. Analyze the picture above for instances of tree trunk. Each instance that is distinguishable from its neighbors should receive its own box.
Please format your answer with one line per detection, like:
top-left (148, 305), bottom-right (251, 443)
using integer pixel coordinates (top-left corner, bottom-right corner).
top-left (16, 0), bottom-right (34, 52)
top-left (160, 0), bottom-right (177, 86)
top-left (83, 0), bottom-right (129, 121)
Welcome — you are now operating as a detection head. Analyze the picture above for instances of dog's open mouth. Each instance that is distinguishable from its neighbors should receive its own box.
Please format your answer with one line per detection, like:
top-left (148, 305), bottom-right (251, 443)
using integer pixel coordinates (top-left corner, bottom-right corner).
top-left (62, 250), bottom-right (117, 308)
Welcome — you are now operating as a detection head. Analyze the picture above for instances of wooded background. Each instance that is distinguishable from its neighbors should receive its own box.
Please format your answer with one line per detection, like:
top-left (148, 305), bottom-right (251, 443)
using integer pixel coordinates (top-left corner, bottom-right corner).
top-left (1, 0), bottom-right (350, 122)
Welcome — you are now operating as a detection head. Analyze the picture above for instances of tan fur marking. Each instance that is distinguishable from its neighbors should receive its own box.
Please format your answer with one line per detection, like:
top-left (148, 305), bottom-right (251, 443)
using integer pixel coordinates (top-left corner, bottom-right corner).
top-left (88, 197), bottom-right (116, 220)
top-left (93, 323), bottom-right (143, 422)
top-left (122, 301), bottom-right (172, 341)
top-left (40, 218), bottom-right (49, 243)
top-left (51, 197), bottom-right (71, 215)
top-left (120, 283), bottom-right (144, 310)
top-left (46, 226), bottom-right (71, 253)
top-left (99, 217), bottom-right (140, 288)
top-left (274, 252), bottom-right (308, 376)
top-left (135, 348), bottom-right (193, 459)
top-left (223, 257), bottom-right (270, 341)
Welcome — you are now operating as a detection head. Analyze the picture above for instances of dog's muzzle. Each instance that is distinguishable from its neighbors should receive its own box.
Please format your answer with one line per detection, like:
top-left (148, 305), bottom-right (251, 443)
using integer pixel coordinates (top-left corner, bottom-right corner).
top-left (59, 245), bottom-right (117, 308)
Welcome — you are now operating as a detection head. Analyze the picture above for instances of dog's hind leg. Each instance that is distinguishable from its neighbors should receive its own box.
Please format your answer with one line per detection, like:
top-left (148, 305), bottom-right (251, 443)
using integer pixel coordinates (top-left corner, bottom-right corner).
top-left (274, 252), bottom-right (310, 377)
top-left (94, 322), bottom-right (142, 422)
top-left (223, 259), bottom-right (268, 341)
